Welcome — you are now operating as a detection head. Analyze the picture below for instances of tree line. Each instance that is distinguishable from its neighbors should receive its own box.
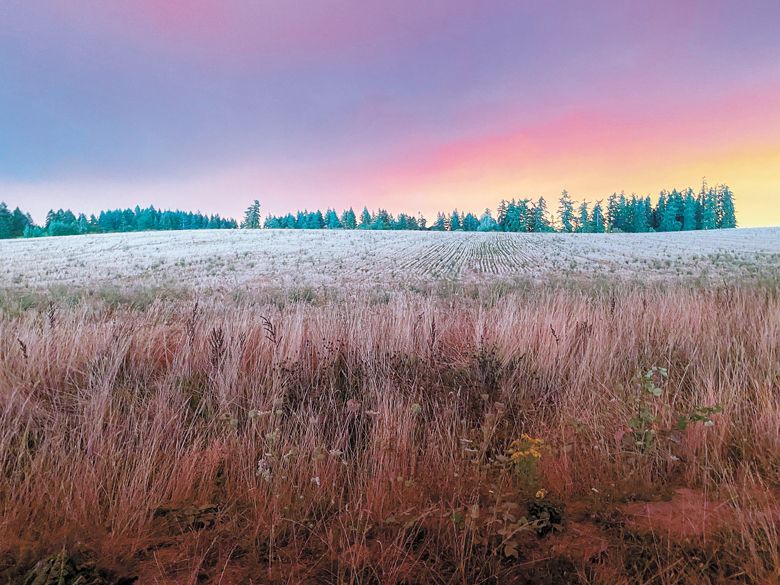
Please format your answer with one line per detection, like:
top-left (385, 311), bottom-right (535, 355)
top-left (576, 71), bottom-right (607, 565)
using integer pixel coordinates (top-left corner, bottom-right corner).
top-left (0, 204), bottom-right (237, 239)
top-left (1, 181), bottom-right (737, 240)
top-left (254, 182), bottom-right (737, 233)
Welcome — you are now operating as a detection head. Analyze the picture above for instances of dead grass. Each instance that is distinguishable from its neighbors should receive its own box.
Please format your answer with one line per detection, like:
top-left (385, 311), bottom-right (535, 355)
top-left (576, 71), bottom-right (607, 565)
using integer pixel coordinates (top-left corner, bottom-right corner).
top-left (1, 282), bottom-right (779, 583)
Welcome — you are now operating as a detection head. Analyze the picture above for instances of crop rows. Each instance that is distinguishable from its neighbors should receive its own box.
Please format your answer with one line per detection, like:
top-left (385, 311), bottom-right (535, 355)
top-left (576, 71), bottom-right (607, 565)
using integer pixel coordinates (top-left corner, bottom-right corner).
top-left (1, 228), bottom-right (778, 291)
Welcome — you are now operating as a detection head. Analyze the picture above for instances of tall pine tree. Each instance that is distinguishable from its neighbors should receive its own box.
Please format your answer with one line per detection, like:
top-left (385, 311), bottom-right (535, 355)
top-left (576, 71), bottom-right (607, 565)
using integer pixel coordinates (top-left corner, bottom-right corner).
top-left (718, 185), bottom-right (737, 228)
top-left (558, 190), bottom-right (575, 233)
top-left (241, 200), bottom-right (261, 229)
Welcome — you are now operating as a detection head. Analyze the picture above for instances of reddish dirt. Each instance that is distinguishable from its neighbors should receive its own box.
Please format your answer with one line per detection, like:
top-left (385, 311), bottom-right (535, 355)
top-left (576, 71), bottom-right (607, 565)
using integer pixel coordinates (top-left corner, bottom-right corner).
top-left (7, 489), bottom-right (780, 583)
top-left (619, 488), bottom-right (734, 541)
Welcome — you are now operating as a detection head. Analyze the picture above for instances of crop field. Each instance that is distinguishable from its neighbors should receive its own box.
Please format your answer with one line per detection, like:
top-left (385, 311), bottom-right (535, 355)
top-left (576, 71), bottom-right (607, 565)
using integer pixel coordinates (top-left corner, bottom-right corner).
top-left (1, 229), bottom-right (780, 584)
top-left (2, 227), bottom-right (779, 292)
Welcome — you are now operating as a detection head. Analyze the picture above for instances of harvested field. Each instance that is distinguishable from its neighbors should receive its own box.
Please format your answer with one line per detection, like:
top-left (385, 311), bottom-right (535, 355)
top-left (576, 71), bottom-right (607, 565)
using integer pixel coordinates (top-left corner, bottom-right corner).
top-left (1, 228), bottom-right (778, 291)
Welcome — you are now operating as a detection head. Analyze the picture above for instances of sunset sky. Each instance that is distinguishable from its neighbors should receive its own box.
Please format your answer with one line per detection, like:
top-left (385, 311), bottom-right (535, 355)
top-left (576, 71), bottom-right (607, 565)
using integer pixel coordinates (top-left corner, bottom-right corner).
top-left (1, 1), bottom-right (779, 226)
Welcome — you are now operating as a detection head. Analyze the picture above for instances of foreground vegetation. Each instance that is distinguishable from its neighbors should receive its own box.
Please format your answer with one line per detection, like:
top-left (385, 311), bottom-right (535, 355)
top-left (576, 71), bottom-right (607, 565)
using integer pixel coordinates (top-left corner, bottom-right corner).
top-left (1, 281), bottom-right (778, 584)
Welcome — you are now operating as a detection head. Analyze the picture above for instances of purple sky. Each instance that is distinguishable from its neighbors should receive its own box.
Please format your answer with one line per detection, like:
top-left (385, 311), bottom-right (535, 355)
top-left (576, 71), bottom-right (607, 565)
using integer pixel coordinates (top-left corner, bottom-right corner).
top-left (1, 1), bottom-right (779, 226)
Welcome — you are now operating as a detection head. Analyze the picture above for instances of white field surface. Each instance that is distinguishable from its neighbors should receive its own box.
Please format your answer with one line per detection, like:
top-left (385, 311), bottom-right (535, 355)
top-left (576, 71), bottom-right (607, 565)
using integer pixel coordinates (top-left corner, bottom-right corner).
top-left (1, 227), bottom-right (779, 291)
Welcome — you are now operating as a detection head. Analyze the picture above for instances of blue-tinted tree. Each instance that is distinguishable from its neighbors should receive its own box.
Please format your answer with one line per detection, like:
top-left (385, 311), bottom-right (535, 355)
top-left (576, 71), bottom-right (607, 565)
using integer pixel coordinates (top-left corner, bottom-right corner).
top-left (558, 190), bottom-right (575, 233)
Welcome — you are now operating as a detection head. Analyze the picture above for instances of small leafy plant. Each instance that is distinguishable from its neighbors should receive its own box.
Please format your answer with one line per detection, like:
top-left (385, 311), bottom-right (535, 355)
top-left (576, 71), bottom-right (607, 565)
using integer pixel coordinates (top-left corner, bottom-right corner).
top-left (627, 367), bottom-right (667, 452)
top-left (622, 367), bottom-right (723, 455)
top-left (676, 404), bottom-right (723, 430)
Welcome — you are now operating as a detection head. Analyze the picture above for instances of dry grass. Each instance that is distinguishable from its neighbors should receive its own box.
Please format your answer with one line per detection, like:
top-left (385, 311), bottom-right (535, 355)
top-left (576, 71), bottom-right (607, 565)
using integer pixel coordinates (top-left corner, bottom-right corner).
top-left (1, 282), bottom-right (779, 583)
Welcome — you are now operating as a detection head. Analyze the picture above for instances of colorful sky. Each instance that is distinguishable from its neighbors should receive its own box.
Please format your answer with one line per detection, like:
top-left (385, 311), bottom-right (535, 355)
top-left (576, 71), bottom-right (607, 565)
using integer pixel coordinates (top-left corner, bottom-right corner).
top-left (2, 1), bottom-right (779, 226)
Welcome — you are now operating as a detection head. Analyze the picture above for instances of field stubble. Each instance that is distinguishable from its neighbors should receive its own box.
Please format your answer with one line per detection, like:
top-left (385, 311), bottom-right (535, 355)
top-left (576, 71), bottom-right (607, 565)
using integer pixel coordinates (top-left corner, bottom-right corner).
top-left (1, 227), bottom-right (779, 290)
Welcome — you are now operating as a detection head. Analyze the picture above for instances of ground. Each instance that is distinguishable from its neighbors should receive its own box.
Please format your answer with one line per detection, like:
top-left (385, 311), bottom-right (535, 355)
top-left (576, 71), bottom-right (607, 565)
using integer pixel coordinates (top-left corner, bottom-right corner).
top-left (2, 227), bottom-right (779, 290)
top-left (0, 228), bottom-right (779, 584)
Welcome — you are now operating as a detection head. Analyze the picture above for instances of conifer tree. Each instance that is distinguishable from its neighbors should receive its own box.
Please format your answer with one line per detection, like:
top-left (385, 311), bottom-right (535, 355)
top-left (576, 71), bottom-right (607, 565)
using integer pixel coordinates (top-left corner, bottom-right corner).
top-left (607, 193), bottom-right (620, 231)
top-left (0, 202), bottom-right (12, 239)
top-left (477, 209), bottom-right (499, 231)
top-left (9, 207), bottom-right (32, 238)
top-left (631, 197), bottom-right (650, 232)
top-left (577, 201), bottom-right (591, 233)
top-left (615, 192), bottom-right (630, 232)
top-left (462, 212), bottom-right (479, 231)
top-left (718, 185), bottom-right (737, 228)
top-left (449, 210), bottom-right (461, 231)
top-left (241, 200), bottom-right (261, 229)
top-left (358, 207), bottom-right (372, 229)
top-left (653, 191), bottom-right (667, 231)
top-left (558, 190), bottom-right (575, 233)
top-left (496, 199), bottom-right (508, 230)
top-left (504, 200), bottom-right (521, 232)
top-left (699, 181), bottom-right (718, 230)
top-left (660, 192), bottom-right (682, 231)
top-left (682, 189), bottom-right (698, 231)
top-left (341, 208), bottom-right (357, 229)
top-left (532, 197), bottom-right (551, 232)
top-left (324, 209), bottom-right (341, 229)
top-left (591, 201), bottom-right (606, 233)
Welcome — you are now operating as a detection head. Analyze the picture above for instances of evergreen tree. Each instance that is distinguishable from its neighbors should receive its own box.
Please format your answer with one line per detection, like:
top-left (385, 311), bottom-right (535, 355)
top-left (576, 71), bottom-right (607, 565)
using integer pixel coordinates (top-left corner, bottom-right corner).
top-left (607, 193), bottom-right (620, 231)
top-left (462, 212), bottom-right (479, 231)
top-left (517, 199), bottom-right (532, 232)
top-left (531, 197), bottom-right (551, 232)
top-left (241, 200), bottom-right (261, 229)
top-left (10, 207), bottom-right (32, 238)
top-left (660, 191), bottom-right (682, 232)
top-left (591, 201), bottom-right (606, 233)
top-left (496, 199), bottom-right (508, 230)
top-left (718, 185), bottom-right (737, 228)
top-left (24, 224), bottom-right (44, 238)
top-left (653, 191), bottom-right (667, 231)
top-left (77, 213), bottom-right (89, 234)
top-left (503, 200), bottom-right (519, 232)
top-left (394, 213), bottom-right (410, 230)
top-left (0, 202), bottom-right (12, 239)
top-left (449, 210), bottom-right (461, 231)
top-left (577, 201), bottom-right (591, 233)
top-left (681, 189), bottom-right (698, 231)
top-left (371, 209), bottom-right (391, 230)
top-left (617, 192), bottom-right (631, 232)
top-left (324, 209), bottom-right (342, 229)
top-left (477, 209), bottom-right (499, 232)
top-left (431, 212), bottom-right (447, 231)
top-left (341, 208), bottom-right (357, 229)
top-left (701, 188), bottom-right (718, 230)
top-left (558, 190), bottom-right (575, 233)
top-left (700, 184), bottom-right (718, 230)
top-left (137, 206), bottom-right (157, 231)
top-left (631, 197), bottom-right (649, 233)
top-left (358, 207), bottom-right (372, 229)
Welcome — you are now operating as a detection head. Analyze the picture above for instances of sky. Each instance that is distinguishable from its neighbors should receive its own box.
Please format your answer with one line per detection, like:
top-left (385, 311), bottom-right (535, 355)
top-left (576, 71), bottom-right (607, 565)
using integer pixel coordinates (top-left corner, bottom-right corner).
top-left (1, 0), bottom-right (779, 227)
